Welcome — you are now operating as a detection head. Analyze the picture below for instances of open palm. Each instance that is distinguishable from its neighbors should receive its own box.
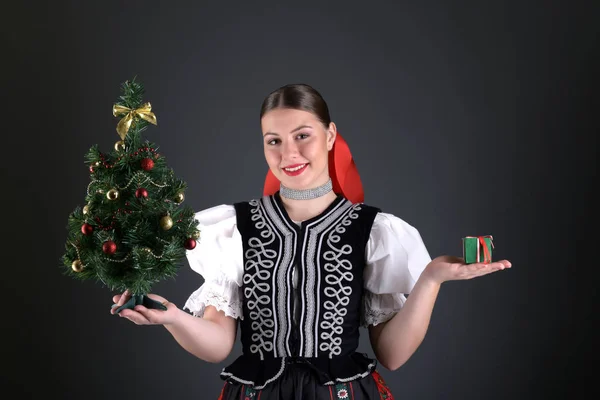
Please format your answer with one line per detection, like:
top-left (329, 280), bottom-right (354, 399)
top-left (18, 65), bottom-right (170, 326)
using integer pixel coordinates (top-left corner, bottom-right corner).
top-left (110, 290), bottom-right (178, 325)
top-left (425, 255), bottom-right (512, 284)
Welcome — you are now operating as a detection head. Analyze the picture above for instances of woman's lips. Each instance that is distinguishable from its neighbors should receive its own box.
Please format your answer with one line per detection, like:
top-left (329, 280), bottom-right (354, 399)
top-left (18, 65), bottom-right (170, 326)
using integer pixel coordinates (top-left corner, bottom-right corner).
top-left (282, 163), bottom-right (308, 176)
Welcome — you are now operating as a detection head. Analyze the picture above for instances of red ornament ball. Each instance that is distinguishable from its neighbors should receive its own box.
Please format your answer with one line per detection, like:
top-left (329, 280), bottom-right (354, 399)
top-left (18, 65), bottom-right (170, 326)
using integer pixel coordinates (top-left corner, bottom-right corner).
top-left (102, 240), bottom-right (117, 255)
top-left (141, 158), bottom-right (154, 171)
top-left (135, 188), bottom-right (149, 198)
top-left (184, 238), bottom-right (197, 250)
top-left (81, 223), bottom-right (93, 235)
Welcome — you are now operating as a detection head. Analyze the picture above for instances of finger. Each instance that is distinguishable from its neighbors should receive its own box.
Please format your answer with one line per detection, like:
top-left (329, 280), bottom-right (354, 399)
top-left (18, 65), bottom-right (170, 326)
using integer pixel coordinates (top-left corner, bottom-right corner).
top-left (469, 262), bottom-right (501, 271)
top-left (118, 289), bottom-right (131, 306)
top-left (475, 262), bottom-right (509, 277)
top-left (469, 261), bottom-right (506, 271)
top-left (482, 260), bottom-right (511, 269)
top-left (460, 262), bottom-right (504, 279)
top-left (134, 306), bottom-right (162, 324)
top-left (146, 293), bottom-right (167, 303)
top-left (119, 309), bottom-right (149, 325)
top-left (110, 290), bottom-right (131, 315)
top-left (463, 262), bottom-right (488, 276)
top-left (488, 261), bottom-right (510, 270)
top-left (110, 302), bottom-right (128, 315)
top-left (111, 294), bottom-right (123, 314)
top-left (113, 289), bottom-right (131, 307)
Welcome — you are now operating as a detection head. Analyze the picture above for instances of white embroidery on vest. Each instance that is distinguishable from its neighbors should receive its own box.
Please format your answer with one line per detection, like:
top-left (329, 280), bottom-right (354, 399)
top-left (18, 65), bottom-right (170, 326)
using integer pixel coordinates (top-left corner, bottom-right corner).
top-left (262, 196), bottom-right (295, 356)
top-left (243, 199), bottom-right (277, 359)
top-left (319, 204), bottom-right (361, 357)
top-left (304, 200), bottom-right (352, 357)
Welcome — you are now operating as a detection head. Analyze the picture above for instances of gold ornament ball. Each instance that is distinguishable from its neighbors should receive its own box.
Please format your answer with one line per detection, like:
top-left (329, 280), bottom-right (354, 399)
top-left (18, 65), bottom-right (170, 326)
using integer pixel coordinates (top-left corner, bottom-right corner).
top-left (83, 204), bottom-right (90, 214)
top-left (94, 161), bottom-right (100, 167)
top-left (114, 140), bottom-right (126, 152)
top-left (191, 230), bottom-right (200, 240)
top-left (106, 189), bottom-right (119, 201)
top-left (174, 192), bottom-right (185, 204)
top-left (71, 260), bottom-right (83, 272)
top-left (160, 215), bottom-right (174, 230)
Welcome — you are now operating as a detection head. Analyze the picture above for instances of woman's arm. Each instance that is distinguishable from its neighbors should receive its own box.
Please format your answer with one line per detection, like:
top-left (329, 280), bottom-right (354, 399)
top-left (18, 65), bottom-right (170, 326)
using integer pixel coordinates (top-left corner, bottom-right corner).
top-left (368, 272), bottom-right (440, 371)
top-left (369, 255), bottom-right (511, 371)
top-left (113, 292), bottom-right (237, 363)
top-left (164, 305), bottom-right (237, 363)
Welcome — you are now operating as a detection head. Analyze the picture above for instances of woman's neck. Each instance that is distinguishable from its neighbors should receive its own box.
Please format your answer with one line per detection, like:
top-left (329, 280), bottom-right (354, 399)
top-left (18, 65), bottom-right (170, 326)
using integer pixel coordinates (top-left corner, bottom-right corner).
top-left (280, 190), bottom-right (338, 223)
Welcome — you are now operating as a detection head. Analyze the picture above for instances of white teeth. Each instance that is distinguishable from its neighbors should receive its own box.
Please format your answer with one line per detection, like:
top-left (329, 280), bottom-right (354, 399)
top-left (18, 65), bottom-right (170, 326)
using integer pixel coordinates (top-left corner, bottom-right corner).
top-left (284, 164), bottom-right (306, 172)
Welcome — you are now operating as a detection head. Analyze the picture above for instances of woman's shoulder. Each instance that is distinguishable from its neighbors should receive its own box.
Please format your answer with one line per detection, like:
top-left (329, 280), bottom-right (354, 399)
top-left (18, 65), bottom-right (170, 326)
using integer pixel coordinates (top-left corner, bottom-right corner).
top-left (193, 195), bottom-right (266, 220)
top-left (187, 204), bottom-right (243, 279)
top-left (362, 205), bottom-right (430, 259)
top-left (192, 204), bottom-right (237, 229)
top-left (354, 200), bottom-right (418, 233)
top-left (370, 210), bottom-right (421, 236)
top-left (363, 207), bottom-right (432, 295)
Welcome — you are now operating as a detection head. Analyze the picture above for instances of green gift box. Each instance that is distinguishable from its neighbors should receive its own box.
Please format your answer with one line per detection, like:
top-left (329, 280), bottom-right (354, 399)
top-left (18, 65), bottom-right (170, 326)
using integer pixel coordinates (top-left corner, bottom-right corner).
top-left (462, 235), bottom-right (494, 264)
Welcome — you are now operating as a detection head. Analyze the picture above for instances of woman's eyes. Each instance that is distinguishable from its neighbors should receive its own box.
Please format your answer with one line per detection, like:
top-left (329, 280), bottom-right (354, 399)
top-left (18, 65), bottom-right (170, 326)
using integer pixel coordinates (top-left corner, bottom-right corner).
top-left (267, 134), bottom-right (309, 146)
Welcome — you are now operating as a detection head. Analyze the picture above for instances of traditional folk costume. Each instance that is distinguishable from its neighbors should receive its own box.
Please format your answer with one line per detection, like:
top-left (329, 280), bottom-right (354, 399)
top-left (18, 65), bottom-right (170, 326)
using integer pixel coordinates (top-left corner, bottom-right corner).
top-left (184, 134), bottom-right (431, 399)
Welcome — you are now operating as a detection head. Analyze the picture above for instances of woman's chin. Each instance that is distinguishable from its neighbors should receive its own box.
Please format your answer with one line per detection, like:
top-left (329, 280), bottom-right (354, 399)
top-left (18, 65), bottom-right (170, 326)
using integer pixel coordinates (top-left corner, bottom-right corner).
top-left (280, 177), bottom-right (311, 190)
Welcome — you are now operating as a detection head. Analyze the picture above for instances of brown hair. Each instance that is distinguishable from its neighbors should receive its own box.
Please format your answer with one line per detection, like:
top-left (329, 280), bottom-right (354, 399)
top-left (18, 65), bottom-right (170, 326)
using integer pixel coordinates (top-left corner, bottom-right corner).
top-left (260, 84), bottom-right (331, 127)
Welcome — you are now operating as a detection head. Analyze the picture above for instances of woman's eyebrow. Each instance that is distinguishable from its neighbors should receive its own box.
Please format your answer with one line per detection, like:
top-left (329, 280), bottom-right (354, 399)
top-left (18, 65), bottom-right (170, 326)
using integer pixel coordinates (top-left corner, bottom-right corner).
top-left (264, 125), bottom-right (313, 137)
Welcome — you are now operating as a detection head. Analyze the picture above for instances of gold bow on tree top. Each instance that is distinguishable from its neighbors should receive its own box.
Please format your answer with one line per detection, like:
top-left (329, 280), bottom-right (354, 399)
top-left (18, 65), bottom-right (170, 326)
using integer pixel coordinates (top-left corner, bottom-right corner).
top-left (112, 102), bottom-right (158, 140)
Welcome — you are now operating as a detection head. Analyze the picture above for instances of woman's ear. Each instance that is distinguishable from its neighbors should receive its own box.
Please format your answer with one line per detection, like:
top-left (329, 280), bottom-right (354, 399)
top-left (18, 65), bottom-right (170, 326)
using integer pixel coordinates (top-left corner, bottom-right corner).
top-left (327, 122), bottom-right (337, 151)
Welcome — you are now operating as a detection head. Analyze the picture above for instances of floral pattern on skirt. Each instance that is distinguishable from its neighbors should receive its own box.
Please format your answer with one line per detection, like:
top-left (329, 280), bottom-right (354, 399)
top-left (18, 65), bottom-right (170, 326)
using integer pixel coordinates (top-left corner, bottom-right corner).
top-left (217, 365), bottom-right (394, 400)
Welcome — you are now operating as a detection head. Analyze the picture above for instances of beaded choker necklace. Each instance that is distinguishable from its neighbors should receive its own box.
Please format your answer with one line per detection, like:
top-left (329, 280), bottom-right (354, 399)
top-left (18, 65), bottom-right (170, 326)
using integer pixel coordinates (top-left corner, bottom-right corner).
top-left (280, 178), bottom-right (333, 200)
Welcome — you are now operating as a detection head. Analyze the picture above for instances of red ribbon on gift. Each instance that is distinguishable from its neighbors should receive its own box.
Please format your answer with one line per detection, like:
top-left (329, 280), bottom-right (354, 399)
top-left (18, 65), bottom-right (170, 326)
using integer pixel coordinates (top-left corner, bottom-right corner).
top-left (466, 235), bottom-right (494, 264)
top-left (479, 236), bottom-right (492, 263)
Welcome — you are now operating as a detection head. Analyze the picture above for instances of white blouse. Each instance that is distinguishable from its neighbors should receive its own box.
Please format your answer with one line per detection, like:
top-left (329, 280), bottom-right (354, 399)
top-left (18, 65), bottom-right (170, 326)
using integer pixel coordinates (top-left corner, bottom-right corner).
top-left (183, 204), bottom-right (431, 327)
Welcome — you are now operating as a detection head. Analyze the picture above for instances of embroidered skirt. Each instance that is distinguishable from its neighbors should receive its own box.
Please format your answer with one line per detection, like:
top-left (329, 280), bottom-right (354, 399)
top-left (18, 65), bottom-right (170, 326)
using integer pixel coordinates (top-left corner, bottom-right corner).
top-left (217, 360), bottom-right (394, 400)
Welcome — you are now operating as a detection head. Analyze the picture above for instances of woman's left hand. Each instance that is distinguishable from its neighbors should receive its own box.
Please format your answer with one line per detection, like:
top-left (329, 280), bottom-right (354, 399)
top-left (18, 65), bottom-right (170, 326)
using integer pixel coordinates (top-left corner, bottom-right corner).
top-left (422, 255), bottom-right (512, 285)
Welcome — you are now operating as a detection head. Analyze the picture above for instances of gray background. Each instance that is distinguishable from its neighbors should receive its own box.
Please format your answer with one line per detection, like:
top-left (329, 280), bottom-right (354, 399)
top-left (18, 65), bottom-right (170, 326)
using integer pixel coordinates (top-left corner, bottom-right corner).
top-left (2, 1), bottom-right (596, 399)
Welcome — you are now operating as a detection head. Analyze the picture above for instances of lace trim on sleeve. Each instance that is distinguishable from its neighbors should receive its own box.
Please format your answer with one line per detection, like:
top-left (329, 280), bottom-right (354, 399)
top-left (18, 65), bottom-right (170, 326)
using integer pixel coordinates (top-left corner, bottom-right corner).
top-left (183, 278), bottom-right (244, 320)
top-left (362, 308), bottom-right (397, 327)
top-left (361, 290), bottom-right (406, 327)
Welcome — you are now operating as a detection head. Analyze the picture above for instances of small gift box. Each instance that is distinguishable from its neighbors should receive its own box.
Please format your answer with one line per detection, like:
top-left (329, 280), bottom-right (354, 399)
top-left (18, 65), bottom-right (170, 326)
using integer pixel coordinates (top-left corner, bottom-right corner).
top-left (462, 235), bottom-right (494, 264)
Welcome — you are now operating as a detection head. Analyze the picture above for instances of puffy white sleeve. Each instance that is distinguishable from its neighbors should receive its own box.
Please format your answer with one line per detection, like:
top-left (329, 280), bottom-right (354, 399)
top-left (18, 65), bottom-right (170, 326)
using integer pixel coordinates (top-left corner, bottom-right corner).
top-left (183, 204), bottom-right (244, 319)
top-left (362, 212), bottom-right (432, 327)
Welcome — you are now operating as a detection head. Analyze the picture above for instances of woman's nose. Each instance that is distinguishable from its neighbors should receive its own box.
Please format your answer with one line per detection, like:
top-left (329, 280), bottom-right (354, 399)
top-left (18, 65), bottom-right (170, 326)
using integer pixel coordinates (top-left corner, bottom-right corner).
top-left (281, 139), bottom-right (299, 158)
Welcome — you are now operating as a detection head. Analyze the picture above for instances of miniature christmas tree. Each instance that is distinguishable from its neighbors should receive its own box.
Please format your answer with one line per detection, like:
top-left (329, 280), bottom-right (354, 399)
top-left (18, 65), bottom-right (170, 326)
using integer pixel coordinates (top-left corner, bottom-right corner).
top-left (62, 77), bottom-right (199, 313)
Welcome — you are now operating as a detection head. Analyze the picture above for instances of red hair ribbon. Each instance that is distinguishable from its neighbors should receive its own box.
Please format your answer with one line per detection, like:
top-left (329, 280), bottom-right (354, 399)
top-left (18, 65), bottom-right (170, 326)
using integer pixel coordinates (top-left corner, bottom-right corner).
top-left (263, 132), bottom-right (364, 203)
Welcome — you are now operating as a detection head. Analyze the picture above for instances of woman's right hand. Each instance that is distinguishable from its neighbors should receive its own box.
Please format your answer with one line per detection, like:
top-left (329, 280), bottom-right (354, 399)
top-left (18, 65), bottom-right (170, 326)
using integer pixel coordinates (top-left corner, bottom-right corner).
top-left (110, 289), bottom-right (180, 326)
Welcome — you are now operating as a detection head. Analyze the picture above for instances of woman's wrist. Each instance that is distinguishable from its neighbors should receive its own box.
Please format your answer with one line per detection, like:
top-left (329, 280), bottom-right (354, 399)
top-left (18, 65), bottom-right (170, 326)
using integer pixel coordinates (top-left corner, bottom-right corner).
top-left (420, 263), bottom-right (445, 287)
top-left (164, 305), bottom-right (185, 326)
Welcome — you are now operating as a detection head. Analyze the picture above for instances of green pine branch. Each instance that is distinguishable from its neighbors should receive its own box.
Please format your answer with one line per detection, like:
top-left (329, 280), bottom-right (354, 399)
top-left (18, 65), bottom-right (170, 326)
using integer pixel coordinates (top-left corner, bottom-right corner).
top-left (62, 78), bottom-right (199, 296)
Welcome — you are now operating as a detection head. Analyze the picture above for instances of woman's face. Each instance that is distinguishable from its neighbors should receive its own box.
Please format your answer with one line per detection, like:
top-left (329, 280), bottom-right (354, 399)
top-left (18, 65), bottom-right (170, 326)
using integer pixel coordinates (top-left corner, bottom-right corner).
top-left (261, 108), bottom-right (336, 190)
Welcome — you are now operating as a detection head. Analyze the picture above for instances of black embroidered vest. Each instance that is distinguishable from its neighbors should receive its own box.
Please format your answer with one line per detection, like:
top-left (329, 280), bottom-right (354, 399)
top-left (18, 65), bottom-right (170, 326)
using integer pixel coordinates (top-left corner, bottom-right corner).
top-left (233, 193), bottom-right (380, 361)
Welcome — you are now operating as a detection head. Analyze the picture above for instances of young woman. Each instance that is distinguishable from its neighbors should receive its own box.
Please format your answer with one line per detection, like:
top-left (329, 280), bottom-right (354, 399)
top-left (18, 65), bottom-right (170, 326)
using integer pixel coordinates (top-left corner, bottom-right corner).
top-left (111, 84), bottom-right (511, 399)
